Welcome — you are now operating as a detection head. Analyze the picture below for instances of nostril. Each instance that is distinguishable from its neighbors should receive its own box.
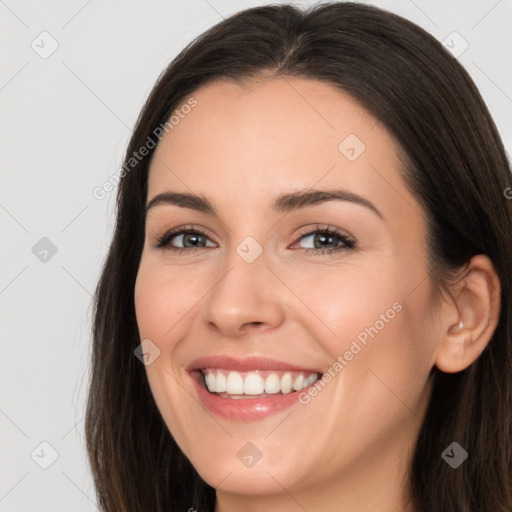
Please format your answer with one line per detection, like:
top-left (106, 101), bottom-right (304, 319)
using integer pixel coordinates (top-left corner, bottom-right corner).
top-left (243, 321), bottom-right (264, 328)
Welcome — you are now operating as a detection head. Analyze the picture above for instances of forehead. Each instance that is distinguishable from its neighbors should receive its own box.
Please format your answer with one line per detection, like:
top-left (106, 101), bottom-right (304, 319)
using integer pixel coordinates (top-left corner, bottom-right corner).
top-left (147, 76), bottom-right (410, 217)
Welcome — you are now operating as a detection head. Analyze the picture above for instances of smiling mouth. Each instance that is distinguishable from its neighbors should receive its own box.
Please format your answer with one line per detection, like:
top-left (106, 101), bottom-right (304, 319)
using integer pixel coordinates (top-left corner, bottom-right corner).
top-left (198, 368), bottom-right (322, 399)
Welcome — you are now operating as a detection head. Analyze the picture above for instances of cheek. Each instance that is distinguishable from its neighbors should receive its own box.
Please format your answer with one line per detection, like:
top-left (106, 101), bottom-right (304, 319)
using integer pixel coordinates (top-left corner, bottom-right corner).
top-left (299, 261), bottom-right (433, 395)
top-left (134, 259), bottom-right (196, 344)
top-left (133, 260), bottom-right (201, 449)
top-left (290, 265), bottom-right (402, 352)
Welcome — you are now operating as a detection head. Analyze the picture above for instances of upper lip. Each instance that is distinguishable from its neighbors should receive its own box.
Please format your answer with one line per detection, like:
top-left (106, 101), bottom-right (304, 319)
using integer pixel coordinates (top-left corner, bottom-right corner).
top-left (186, 355), bottom-right (323, 373)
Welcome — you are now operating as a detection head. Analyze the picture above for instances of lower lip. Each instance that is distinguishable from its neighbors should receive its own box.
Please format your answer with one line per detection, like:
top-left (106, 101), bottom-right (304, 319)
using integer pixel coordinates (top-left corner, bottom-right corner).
top-left (189, 370), bottom-right (317, 422)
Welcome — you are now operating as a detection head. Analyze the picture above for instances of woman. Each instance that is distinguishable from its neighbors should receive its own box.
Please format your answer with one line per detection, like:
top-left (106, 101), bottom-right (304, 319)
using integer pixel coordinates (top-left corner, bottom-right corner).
top-left (85, 2), bottom-right (512, 511)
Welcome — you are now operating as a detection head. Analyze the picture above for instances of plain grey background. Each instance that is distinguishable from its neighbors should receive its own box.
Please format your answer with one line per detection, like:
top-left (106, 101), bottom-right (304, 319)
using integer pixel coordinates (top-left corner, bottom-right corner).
top-left (1, 0), bottom-right (511, 510)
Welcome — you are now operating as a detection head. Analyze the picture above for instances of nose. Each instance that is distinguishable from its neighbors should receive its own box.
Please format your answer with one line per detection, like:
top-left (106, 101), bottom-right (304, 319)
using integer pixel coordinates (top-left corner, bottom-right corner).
top-left (200, 248), bottom-right (286, 338)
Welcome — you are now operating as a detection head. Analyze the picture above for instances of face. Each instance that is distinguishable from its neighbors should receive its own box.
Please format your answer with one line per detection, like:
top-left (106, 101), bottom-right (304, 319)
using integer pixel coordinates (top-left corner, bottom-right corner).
top-left (134, 76), bottom-right (440, 503)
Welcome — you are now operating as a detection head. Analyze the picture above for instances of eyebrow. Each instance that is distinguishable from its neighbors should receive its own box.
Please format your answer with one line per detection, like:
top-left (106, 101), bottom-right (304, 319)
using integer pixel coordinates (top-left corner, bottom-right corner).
top-left (145, 188), bottom-right (384, 220)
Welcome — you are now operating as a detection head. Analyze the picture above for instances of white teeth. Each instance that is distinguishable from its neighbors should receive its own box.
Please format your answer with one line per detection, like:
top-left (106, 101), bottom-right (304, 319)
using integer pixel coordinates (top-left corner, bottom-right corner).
top-left (281, 372), bottom-right (293, 394)
top-left (205, 372), bottom-right (215, 390)
top-left (243, 373), bottom-right (265, 395)
top-left (305, 373), bottom-right (317, 386)
top-left (202, 369), bottom-right (319, 395)
top-left (293, 374), bottom-right (304, 391)
top-left (216, 372), bottom-right (227, 392)
top-left (264, 373), bottom-right (281, 394)
top-left (226, 371), bottom-right (244, 394)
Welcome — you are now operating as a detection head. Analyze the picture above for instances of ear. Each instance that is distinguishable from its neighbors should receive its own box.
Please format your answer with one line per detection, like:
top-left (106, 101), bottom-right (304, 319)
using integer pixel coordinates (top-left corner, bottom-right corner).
top-left (434, 254), bottom-right (501, 373)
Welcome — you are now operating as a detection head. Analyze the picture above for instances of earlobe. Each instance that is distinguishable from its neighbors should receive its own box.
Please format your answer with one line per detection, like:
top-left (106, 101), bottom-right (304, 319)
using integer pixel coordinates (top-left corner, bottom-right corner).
top-left (434, 254), bottom-right (501, 374)
top-left (435, 329), bottom-right (468, 373)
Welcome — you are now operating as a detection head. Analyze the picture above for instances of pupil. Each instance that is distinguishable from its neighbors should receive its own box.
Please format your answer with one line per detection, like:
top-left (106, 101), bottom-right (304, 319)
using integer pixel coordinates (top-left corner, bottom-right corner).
top-left (315, 233), bottom-right (336, 248)
top-left (184, 233), bottom-right (204, 247)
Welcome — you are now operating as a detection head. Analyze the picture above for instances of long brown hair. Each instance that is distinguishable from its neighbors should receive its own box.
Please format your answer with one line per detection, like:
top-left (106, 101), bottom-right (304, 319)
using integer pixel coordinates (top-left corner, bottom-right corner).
top-left (85, 2), bottom-right (512, 510)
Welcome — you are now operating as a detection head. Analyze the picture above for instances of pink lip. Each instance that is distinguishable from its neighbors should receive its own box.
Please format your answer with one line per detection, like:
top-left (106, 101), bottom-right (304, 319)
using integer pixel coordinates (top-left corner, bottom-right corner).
top-left (186, 354), bottom-right (322, 373)
top-left (186, 355), bottom-right (323, 422)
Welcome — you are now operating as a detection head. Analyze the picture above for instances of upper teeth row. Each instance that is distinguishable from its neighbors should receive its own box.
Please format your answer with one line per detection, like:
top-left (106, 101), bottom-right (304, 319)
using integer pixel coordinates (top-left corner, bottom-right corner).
top-left (203, 369), bottom-right (319, 395)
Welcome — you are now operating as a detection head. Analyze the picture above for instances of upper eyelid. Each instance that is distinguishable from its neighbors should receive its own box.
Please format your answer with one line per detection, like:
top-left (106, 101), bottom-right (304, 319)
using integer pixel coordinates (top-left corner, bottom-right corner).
top-left (166, 225), bottom-right (218, 244)
top-left (159, 225), bottom-right (347, 238)
top-left (296, 223), bottom-right (353, 238)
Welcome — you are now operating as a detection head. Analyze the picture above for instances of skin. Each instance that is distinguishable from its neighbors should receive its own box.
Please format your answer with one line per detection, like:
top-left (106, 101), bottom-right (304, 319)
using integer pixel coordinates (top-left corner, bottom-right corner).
top-left (134, 76), bottom-right (501, 512)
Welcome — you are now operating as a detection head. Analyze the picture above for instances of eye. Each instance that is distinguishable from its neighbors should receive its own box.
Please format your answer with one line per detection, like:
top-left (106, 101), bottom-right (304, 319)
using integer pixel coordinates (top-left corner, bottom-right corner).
top-left (153, 226), bottom-right (217, 253)
top-left (291, 224), bottom-right (356, 255)
top-left (152, 223), bottom-right (356, 256)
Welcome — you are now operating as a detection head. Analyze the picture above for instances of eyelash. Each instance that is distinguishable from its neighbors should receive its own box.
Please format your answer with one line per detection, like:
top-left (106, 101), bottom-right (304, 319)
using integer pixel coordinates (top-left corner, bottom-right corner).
top-left (152, 224), bottom-right (356, 256)
top-left (295, 225), bottom-right (356, 254)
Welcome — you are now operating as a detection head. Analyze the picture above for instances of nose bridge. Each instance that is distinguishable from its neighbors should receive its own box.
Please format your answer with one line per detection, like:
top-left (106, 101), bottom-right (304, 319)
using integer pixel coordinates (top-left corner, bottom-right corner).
top-left (200, 236), bottom-right (285, 335)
